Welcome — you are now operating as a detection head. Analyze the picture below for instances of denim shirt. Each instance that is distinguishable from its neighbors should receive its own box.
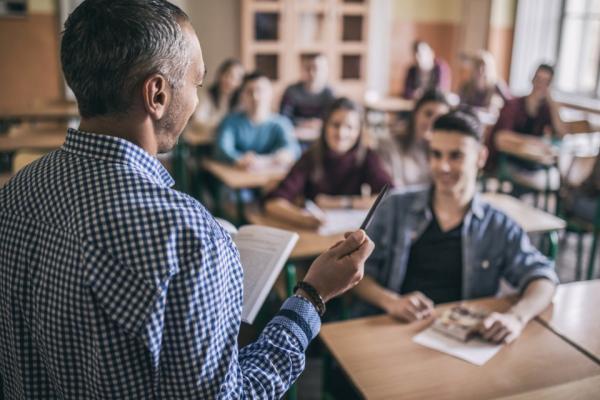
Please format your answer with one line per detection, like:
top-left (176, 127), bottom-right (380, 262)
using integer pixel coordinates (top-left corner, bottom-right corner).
top-left (355, 186), bottom-right (559, 316)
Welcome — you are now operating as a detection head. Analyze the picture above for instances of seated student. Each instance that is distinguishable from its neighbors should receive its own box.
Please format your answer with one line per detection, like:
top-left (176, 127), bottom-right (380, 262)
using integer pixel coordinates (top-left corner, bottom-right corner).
top-left (486, 64), bottom-right (566, 191)
top-left (279, 53), bottom-right (335, 128)
top-left (265, 97), bottom-right (393, 229)
top-left (377, 89), bottom-right (450, 188)
top-left (353, 110), bottom-right (557, 344)
top-left (190, 58), bottom-right (244, 137)
top-left (403, 40), bottom-right (451, 100)
top-left (459, 50), bottom-right (511, 113)
top-left (215, 71), bottom-right (301, 170)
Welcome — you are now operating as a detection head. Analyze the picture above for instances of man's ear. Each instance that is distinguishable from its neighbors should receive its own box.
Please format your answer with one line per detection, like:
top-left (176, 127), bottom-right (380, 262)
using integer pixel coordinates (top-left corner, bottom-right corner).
top-left (142, 74), bottom-right (170, 120)
top-left (477, 143), bottom-right (489, 169)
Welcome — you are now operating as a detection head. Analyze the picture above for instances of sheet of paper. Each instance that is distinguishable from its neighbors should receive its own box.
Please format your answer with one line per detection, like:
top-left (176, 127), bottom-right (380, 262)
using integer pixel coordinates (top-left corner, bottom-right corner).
top-left (317, 208), bottom-right (368, 236)
top-left (413, 326), bottom-right (503, 366)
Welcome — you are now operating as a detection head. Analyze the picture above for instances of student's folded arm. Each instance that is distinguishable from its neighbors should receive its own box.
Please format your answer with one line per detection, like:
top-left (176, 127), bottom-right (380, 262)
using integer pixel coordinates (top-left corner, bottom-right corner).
top-left (499, 218), bottom-right (558, 319)
top-left (215, 122), bottom-right (242, 163)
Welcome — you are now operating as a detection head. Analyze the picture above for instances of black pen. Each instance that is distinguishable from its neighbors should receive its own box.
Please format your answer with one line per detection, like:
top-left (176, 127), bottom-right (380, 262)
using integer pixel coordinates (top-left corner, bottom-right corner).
top-left (359, 183), bottom-right (390, 230)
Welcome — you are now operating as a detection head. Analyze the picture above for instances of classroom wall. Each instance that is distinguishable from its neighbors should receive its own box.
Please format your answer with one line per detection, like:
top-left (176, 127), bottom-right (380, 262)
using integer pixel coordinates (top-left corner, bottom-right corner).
top-left (488, 0), bottom-right (517, 83)
top-left (187, 0), bottom-right (241, 86)
top-left (389, 0), bottom-right (463, 96)
top-left (0, 0), bottom-right (62, 109)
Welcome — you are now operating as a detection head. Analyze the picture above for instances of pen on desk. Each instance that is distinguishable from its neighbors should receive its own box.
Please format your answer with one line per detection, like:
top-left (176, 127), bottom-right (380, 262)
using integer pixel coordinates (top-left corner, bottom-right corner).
top-left (305, 199), bottom-right (326, 221)
top-left (359, 183), bottom-right (390, 230)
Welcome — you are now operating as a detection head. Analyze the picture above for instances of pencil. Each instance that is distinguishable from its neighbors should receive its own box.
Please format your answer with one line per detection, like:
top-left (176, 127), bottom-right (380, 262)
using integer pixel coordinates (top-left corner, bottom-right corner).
top-left (359, 183), bottom-right (390, 230)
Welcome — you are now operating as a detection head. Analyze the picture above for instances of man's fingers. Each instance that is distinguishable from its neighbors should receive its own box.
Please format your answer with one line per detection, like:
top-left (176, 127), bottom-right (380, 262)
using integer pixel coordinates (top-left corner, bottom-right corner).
top-left (329, 230), bottom-right (366, 259)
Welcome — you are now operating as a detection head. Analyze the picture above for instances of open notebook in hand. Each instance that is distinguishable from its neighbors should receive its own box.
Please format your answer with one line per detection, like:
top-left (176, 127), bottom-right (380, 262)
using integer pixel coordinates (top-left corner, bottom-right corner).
top-left (217, 219), bottom-right (299, 324)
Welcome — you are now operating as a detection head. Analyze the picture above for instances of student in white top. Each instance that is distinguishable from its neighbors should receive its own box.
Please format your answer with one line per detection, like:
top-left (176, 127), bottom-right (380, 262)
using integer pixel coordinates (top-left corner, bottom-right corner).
top-left (377, 89), bottom-right (450, 188)
top-left (190, 58), bottom-right (244, 137)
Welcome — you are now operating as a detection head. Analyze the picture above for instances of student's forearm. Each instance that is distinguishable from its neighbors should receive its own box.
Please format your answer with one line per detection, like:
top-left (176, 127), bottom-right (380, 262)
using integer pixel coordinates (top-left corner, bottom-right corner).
top-left (495, 130), bottom-right (546, 152)
top-left (353, 275), bottom-right (400, 312)
top-left (547, 98), bottom-right (566, 137)
top-left (265, 198), bottom-right (314, 228)
top-left (508, 278), bottom-right (556, 323)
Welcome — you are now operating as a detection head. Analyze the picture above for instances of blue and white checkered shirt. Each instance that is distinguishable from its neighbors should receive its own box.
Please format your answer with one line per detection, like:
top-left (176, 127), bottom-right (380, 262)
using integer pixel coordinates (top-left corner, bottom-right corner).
top-left (0, 128), bottom-right (320, 399)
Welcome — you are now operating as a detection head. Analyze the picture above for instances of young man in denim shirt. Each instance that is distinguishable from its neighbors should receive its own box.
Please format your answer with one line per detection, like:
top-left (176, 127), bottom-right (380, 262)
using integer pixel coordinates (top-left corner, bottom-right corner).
top-left (353, 110), bottom-right (558, 344)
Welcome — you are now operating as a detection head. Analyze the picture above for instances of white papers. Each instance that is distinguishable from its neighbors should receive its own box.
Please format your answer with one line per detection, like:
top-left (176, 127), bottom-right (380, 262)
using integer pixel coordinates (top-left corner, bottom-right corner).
top-left (317, 209), bottom-right (368, 236)
top-left (413, 326), bottom-right (503, 366)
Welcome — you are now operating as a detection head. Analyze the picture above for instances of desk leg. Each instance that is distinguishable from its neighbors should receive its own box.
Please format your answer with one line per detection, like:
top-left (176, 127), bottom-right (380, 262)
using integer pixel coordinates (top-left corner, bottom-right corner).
top-left (576, 232), bottom-right (584, 281)
top-left (284, 261), bottom-right (298, 400)
top-left (235, 189), bottom-right (245, 226)
top-left (546, 230), bottom-right (559, 261)
top-left (172, 141), bottom-right (189, 193)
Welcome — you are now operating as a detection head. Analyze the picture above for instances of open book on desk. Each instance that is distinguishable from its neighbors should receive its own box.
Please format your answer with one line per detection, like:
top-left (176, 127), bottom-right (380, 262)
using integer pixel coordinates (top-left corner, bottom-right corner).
top-left (221, 221), bottom-right (299, 324)
top-left (305, 201), bottom-right (368, 236)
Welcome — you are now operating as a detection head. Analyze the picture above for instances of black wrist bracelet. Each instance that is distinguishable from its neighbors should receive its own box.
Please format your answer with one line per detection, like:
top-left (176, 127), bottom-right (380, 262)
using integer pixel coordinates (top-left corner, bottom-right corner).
top-left (293, 281), bottom-right (326, 317)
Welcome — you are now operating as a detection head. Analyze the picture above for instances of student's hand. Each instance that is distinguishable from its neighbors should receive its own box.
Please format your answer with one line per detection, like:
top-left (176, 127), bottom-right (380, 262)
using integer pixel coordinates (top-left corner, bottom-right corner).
top-left (299, 210), bottom-right (325, 230)
top-left (236, 152), bottom-right (257, 170)
top-left (303, 230), bottom-right (374, 303)
top-left (480, 312), bottom-right (525, 344)
top-left (383, 291), bottom-right (434, 322)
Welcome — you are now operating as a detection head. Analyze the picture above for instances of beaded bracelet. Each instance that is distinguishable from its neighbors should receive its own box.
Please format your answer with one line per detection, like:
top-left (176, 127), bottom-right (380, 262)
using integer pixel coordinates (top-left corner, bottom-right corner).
top-left (293, 281), bottom-right (326, 317)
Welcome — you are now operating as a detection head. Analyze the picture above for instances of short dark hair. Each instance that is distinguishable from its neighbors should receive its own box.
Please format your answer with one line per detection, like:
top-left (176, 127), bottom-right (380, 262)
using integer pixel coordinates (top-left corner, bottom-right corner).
top-left (433, 109), bottom-right (483, 141)
top-left (61, 0), bottom-right (190, 118)
top-left (239, 71), bottom-right (269, 91)
top-left (535, 63), bottom-right (555, 78)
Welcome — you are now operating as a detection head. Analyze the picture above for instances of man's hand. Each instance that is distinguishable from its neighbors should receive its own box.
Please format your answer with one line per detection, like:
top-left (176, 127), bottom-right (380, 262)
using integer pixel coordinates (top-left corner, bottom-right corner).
top-left (303, 230), bottom-right (374, 303)
top-left (480, 312), bottom-right (525, 344)
top-left (383, 291), bottom-right (434, 322)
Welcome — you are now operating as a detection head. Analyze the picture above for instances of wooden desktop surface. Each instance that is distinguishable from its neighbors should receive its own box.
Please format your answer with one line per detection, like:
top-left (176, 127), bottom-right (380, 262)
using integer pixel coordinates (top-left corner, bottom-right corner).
top-left (482, 192), bottom-right (566, 233)
top-left (493, 374), bottom-right (600, 400)
top-left (245, 210), bottom-right (343, 260)
top-left (0, 127), bottom-right (66, 152)
top-left (0, 102), bottom-right (79, 121)
top-left (202, 159), bottom-right (288, 190)
top-left (364, 97), bottom-right (414, 113)
top-left (537, 280), bottom-right (600, 363)
top-left (183, 125), bottom-right (214, 147)
top-left (320, 296), bottom-right (600, 400)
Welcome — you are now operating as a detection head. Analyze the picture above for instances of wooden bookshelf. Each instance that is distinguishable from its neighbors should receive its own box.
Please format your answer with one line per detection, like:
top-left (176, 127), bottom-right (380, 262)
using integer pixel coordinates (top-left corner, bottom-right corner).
top-left (241, 0), bottom-right (370, 103)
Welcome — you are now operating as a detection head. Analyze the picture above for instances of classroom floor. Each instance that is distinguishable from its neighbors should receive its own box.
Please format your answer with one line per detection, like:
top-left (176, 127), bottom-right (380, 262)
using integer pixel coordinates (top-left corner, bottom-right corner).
top-left (295, 231), bottom-right (599, 400)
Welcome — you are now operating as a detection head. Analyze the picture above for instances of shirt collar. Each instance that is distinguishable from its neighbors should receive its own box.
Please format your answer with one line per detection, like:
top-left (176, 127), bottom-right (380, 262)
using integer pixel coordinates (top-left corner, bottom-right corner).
top-left (62, 128), bottom-right (175, 187)
top-left (410, 186), bottom-right (485, 220)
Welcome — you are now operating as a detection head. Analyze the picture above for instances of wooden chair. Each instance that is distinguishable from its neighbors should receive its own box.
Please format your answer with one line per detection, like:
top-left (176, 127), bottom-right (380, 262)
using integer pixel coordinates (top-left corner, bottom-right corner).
top-left (564, 119), bottom-right (592, 134)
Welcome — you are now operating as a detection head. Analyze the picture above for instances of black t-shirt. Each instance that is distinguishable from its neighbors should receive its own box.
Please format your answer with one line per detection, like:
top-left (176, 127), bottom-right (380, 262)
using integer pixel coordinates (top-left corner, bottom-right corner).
top-left (401, 213), bottom-right (463, 304)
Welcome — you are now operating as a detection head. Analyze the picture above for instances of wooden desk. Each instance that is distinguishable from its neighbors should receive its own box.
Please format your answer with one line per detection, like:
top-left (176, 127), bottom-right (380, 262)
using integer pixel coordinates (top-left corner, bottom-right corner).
top-left (202, 159), bottom-right (288, 224)
top-left (0, 128), bottom-right (66, 152)
top-left (537, 280), bottom-right (600, 363)
top-left (245, 210), bottom-right (343, 260)
top-left (494, 374), bottom-right (600, 399)
top-left (182, 125), bottom-right (214, 147)
top-left (482, 193), bottom-right (566, 234)
top-left (364, 97), bottom-right (414, 113)
top-left (0, 102), bottom-right (79, 122)
top-left (320, 297), bottom-right (600, 400)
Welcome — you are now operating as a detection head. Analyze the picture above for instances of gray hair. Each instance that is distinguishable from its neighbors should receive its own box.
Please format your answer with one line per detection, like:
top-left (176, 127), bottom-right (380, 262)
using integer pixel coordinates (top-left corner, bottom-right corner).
top-left (61, 0), bottom-right (191, 118)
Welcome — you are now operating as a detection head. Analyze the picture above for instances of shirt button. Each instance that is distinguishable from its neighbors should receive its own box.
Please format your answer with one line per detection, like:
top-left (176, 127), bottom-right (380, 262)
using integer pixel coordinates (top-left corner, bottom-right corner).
top-left (481, 260), bottom-right (490, 269)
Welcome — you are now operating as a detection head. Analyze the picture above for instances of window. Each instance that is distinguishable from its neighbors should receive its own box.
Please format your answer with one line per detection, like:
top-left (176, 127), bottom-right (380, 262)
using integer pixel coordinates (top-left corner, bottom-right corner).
top-left (556, 0), bottom-right (600, 98)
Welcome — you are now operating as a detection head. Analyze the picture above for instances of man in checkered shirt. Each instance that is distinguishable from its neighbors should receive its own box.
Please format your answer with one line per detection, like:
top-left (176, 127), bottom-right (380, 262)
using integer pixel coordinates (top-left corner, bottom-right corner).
top-left (0, 0), bottom-right (374, 398)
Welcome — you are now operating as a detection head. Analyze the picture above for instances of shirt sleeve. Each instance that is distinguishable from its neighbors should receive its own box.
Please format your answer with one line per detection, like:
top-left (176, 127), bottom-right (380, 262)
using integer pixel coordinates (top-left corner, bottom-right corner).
top-left (499, 217), bottom-right (559, 292)
top-left (436, 59), bottom-right (452, 91)
top-left (151, 228), bottom-right (320, 399)
top-left (214, 116), bottom-right (243, 164)
top-left (265, 154), bottom-right (312, 202)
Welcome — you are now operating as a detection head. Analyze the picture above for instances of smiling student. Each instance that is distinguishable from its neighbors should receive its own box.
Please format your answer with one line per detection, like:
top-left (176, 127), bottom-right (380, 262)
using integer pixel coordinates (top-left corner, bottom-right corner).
top-left (265, 97), bottom-right (392, 229)
top-left (353, 110), bottom-right (557, 344)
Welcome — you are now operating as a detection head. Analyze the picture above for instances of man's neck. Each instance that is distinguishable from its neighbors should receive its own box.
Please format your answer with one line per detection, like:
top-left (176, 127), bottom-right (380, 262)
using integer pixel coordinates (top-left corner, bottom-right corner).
top-left (79, 115), bottom-right (157, 155)
top-left (432, 186), bottom-right (474, 220)
top-left (304, 81), bottom-right (325, 94)
top-left (248, 109), bottom-right (270, 124)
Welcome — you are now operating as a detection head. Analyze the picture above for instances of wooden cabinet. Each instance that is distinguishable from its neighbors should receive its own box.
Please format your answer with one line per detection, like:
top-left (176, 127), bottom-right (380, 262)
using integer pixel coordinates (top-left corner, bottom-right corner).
top-left (241, 0), bottom-right (370, 102)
